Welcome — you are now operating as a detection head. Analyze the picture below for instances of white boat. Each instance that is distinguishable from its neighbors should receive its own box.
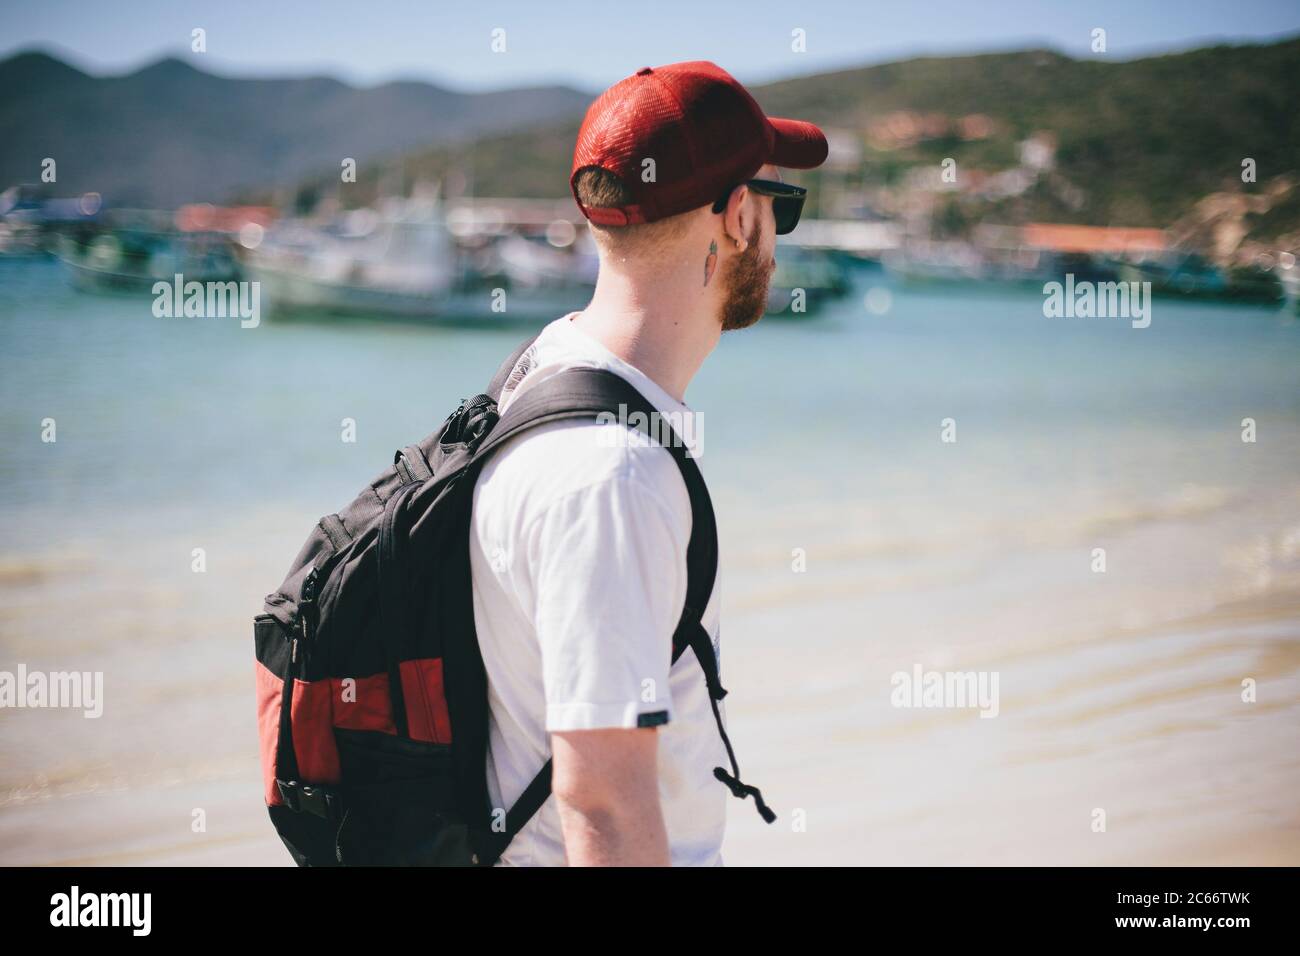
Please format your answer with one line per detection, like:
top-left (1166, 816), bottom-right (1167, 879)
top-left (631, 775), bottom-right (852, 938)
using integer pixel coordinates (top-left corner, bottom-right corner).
top-left (244, 199), bottom-right (592, 323)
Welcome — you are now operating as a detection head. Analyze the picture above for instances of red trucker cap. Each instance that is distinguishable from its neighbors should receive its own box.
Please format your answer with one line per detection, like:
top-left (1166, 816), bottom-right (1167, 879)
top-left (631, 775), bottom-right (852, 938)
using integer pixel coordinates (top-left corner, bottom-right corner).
top-left (570, 60), bottom-right (828, 226)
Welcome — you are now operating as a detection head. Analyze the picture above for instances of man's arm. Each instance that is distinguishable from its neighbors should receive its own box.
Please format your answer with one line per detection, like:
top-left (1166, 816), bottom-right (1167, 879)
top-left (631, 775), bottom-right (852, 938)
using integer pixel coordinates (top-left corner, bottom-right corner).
top-left (551, 727), bottom-right (669, 866)
top-left (512, 453), bottom-right (691, 865)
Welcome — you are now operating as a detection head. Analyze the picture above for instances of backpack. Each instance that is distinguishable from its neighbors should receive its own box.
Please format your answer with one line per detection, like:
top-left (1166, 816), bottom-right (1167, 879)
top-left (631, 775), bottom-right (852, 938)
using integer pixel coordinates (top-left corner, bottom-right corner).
top-left (254, 334), bottom-right (774, 866)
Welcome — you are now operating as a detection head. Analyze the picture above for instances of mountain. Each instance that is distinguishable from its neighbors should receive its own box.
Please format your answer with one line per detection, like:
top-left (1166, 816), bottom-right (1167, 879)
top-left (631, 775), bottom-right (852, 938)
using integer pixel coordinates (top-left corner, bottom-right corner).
top-left (0, 51), bottom-right (593, 207)
top-left (5, 38), bottom-right (1298, 229)
top-left (375, 37), bottom-right (1300, 229)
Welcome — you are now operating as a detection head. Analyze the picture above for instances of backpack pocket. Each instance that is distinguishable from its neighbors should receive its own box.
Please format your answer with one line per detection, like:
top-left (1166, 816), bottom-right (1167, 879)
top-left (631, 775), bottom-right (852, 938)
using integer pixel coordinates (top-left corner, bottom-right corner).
top-left (331, 728), bottom-right (478, 866)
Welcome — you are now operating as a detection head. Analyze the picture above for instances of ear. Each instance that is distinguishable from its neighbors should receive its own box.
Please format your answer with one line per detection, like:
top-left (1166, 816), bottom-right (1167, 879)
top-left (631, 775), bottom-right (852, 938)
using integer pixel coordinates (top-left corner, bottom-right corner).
top-left (722, 184), bottom-right (754, 253)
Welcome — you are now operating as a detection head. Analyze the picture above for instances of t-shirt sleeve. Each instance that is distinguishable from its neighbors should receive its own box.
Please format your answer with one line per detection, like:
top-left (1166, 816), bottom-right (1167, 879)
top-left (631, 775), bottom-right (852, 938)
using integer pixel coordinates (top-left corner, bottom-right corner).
top-left (525, 469), bottom-right (688, 732)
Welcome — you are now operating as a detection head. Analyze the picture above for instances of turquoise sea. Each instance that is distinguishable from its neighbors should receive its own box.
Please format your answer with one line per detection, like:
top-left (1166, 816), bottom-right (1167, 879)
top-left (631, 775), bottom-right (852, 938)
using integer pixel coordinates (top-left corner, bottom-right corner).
top-left (1, 256), bottom-right (1297, 864)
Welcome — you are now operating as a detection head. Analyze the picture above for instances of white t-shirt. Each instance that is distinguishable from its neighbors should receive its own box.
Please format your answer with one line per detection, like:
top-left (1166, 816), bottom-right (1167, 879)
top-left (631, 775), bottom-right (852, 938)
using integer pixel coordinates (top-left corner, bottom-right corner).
top-left (468, 313), bottom-right (727, 866)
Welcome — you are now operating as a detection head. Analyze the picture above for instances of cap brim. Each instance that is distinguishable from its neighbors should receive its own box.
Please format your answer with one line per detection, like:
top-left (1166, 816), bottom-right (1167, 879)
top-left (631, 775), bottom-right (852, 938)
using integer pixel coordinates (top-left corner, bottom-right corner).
top-left (768, 116), bottom-right (828, 169)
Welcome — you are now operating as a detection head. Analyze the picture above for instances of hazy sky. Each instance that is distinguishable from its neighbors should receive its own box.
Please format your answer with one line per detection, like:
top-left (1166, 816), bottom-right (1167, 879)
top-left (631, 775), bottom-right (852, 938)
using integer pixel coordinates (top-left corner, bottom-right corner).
top-left (3, 0), bottom-right (1298, 92)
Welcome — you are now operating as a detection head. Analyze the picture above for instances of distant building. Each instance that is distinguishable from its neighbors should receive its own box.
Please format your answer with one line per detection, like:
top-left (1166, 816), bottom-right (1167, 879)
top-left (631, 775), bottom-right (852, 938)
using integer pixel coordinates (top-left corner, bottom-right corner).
top-left (1019, 133), bottom-right (1056, 171)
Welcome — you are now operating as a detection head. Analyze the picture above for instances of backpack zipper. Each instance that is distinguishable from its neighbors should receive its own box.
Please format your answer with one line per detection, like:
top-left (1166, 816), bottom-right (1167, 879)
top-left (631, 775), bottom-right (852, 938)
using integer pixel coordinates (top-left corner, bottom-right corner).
top-left (292, 567), bottom-right (320, 668)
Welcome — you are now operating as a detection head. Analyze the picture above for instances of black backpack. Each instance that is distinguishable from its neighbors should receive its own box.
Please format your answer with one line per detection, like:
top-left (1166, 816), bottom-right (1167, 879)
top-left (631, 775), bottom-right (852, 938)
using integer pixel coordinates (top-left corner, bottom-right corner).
top-left (254, 335), bottom-right (774, 866)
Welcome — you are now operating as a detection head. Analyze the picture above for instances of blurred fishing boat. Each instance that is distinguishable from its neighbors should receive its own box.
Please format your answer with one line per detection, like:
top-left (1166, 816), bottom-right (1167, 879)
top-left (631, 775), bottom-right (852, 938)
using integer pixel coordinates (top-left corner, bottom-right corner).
top-left (58, 229), bottom-right (240, 293)
top-left (881, 239), bottom-right (1079, 287)
top-left (885, 224), bottom-right (1288, 306)
top-left (767, 244), bottom-right (853, 315)
top-left (0, 222), bottom-right (45, 259)
top-left (467, 230), bottom-right (596, 318)
top-left (1, 185), bottom-right (95, 260)
top-left (885, 229), bottom-right (1126, 288)
top-left (243, 198), bottom-right (593, 322)
top-left (244, 202), bottom-right (456, 318)
top-left (1113, 253), bottom-right (1285, 305)
top-left (52, 204), bottom-right (267, 294)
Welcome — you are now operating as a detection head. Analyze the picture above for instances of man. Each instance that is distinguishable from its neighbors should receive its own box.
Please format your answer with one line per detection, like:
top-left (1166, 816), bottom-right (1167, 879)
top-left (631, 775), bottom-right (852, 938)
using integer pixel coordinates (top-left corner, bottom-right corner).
top-left (468, 61), bottom-right (827, 865)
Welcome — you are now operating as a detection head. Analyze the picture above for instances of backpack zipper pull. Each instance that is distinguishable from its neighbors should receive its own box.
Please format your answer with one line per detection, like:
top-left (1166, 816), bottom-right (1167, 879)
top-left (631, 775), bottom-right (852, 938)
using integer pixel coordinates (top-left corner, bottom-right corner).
top-left (294, 567), bottom-right (320, 668)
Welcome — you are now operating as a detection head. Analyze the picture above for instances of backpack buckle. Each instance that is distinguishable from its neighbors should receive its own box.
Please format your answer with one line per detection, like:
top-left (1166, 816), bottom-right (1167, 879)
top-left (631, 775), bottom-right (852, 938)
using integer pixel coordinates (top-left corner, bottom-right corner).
top-left (277, 779), bottom-right (344, 824)
top-left (276, 778), bottom-right (301, 812)
top-left (298, 784), bottom-right (343, 823)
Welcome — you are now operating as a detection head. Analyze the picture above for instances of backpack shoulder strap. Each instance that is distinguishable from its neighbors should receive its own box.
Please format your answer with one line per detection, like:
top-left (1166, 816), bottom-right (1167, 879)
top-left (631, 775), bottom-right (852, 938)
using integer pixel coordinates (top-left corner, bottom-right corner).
top-left (470, 366), bottom-right (773, 864)
top-left (485, 331), bottom-right (542, 401)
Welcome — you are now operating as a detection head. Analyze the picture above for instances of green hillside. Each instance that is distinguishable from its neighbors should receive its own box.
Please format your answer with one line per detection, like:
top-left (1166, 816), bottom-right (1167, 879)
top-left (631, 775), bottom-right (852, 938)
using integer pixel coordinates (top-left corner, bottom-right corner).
top-left (321, 37), bottom-right (1300, 230)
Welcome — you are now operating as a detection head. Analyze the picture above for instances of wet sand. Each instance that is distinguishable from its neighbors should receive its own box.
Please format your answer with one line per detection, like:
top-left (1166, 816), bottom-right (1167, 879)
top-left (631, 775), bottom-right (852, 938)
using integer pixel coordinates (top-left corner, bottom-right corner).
top-left (1, 514), bottom-right (1296, 866)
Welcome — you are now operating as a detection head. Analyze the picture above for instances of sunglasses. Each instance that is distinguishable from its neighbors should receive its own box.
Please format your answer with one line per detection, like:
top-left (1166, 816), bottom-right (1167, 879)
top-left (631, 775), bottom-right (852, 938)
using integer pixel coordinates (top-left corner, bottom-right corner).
top-left (711, 179), bottom-right (808, 235)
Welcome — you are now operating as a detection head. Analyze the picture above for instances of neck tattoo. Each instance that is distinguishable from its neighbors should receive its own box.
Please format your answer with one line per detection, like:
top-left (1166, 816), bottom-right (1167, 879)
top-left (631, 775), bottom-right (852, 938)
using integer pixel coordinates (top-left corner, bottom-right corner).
top-left (703, 239), bottom-right (718, 287)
